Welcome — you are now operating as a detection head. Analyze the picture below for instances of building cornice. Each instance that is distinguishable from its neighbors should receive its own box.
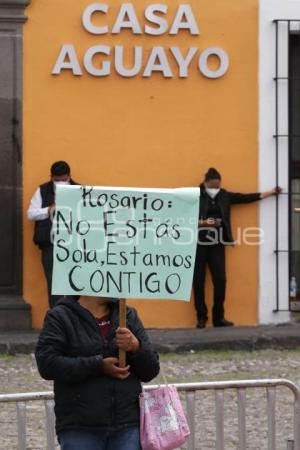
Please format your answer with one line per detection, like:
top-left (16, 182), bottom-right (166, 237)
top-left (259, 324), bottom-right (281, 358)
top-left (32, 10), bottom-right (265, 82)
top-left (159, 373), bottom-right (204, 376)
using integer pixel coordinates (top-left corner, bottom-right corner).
top-left (0, 0), bottom-right (31, 6)
top-left (0, 0), bottom-right (31, 23)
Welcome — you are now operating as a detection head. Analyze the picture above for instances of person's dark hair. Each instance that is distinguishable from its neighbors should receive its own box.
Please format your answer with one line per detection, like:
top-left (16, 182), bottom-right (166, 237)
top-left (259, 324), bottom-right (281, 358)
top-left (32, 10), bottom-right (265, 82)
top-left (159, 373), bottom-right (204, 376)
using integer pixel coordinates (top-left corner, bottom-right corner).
top-left (204, 167), bottom-right (221, 182)
top-left (51, 161), bottom-right (71, 177)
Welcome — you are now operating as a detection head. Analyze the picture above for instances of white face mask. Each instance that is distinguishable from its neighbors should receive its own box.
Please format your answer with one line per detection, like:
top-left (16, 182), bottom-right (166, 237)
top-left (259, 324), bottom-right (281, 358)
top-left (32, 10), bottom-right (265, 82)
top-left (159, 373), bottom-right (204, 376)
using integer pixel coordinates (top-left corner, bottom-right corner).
top-left (53, 180), bottom-right (70, 192)
top-left (53, 180), bottom-right (70, 186)
top-left (205, 188), bottom-right (220, 199)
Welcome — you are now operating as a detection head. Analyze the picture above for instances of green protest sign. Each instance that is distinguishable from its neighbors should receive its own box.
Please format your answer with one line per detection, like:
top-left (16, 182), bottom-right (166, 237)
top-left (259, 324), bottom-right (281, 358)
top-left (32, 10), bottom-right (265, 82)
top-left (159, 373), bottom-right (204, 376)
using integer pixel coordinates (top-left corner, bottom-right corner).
top-left (52, 186), bottom-right (200, 301)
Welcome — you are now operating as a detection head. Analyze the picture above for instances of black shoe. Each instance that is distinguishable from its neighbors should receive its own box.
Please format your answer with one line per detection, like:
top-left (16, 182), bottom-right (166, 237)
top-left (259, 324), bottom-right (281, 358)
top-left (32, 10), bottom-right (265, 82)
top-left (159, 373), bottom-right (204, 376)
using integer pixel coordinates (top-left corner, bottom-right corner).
top-left (213, 319), bottom-right (234, 327)
top-left (196, 319), bottom-right (207, 329)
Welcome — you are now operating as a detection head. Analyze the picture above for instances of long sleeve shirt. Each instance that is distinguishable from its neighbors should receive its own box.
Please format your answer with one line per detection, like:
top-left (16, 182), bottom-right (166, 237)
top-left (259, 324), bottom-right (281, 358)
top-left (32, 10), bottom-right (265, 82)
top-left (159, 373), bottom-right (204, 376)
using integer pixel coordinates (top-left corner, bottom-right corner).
top-left (27, 188), bottom-right (50, 221)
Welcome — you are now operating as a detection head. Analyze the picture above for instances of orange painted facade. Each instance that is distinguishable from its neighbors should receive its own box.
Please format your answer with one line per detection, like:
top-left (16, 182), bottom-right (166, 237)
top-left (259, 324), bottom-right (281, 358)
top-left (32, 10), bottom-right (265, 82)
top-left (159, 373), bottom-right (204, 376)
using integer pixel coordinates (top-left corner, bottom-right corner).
top-left (23, 0), bottom-right (259, 329)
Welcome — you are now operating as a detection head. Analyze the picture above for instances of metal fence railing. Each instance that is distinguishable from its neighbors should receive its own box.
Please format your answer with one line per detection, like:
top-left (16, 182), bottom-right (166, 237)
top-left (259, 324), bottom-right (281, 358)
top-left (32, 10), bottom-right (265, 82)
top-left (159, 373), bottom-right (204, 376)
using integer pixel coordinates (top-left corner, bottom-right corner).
top-left (0, 379), bottom-right (299, 450)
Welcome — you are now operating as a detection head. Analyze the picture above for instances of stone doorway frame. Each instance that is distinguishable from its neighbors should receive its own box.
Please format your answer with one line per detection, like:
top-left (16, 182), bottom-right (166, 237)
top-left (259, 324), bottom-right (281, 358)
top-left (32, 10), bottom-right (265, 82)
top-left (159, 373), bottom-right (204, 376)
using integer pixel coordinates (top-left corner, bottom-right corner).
top-left (0, 0), bottom-right (31, 330)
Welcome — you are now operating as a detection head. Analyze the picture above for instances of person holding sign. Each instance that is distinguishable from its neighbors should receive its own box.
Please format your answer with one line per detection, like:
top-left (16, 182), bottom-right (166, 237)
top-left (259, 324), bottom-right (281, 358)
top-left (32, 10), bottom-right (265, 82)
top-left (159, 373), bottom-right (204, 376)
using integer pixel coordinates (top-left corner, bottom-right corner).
top-left (35, 295), bottom-right (159, 450)
top-left (194, 168), bottom-right (282, 328)
top-left (27, 161), bottom-right (78, 308)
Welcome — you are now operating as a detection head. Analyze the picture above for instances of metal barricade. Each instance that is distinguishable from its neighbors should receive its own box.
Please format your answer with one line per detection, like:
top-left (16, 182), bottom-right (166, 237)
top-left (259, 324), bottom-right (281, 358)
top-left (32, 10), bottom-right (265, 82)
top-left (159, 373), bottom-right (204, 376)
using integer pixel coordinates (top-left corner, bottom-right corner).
top-left (0, 379), bottom-right (299, 450)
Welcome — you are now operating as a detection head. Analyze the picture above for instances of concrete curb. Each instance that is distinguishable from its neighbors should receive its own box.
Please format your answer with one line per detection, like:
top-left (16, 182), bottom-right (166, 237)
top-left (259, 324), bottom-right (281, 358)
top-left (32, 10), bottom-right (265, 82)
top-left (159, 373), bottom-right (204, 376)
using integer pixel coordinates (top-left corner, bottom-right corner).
top-left (147, 323), bottom-right (300, 353)
top-left (1, 323), bottom-right (300, 355)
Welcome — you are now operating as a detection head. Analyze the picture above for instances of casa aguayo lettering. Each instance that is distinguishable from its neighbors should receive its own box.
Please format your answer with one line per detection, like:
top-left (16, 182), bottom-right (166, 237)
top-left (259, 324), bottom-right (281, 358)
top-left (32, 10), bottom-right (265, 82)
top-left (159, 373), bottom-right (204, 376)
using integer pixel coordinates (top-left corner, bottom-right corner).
top-left (51, 186), bottom-right (200, 300)
top-left (52, 3), bottom-right (230, 79)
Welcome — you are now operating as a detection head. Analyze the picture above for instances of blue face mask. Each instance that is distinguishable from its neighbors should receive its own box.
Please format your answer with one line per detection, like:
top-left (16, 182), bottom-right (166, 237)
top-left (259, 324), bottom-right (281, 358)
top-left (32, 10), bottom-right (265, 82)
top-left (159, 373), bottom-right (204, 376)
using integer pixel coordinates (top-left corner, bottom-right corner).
top-left (205, 188), bottom-right (220, 199)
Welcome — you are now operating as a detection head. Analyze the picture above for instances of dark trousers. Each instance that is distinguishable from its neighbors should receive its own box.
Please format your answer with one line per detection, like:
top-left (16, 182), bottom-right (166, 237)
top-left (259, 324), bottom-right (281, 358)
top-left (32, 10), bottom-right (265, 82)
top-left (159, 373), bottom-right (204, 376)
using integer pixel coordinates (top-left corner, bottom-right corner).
top-left (41, 245), bottom-right (62, 308)
top-left (58, 427), bottom-right (141, 450)
top-left (193, 243), bottom-right (226, 324)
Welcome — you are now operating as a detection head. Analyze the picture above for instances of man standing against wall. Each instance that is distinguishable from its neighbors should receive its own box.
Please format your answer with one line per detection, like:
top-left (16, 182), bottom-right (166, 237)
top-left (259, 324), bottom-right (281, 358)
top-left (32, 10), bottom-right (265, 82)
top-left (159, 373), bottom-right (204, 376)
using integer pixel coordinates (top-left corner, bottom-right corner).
top-left (194, 168), bottom-right (282, 328)
top-left (27, 161), bottom-right (77, 308)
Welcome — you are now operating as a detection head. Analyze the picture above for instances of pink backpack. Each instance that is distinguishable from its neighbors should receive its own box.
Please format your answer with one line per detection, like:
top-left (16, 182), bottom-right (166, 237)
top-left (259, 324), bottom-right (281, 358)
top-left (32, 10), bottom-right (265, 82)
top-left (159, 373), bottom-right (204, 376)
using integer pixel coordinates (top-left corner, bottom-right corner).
top-left (140, 385), bottom-right (190, 450)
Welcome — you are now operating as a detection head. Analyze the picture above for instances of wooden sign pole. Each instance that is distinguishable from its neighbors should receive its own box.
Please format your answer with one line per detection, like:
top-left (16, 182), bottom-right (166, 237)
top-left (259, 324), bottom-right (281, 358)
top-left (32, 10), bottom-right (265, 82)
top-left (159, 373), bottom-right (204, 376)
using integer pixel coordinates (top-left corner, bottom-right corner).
top-left (118, 298), bottom-right (127, 368)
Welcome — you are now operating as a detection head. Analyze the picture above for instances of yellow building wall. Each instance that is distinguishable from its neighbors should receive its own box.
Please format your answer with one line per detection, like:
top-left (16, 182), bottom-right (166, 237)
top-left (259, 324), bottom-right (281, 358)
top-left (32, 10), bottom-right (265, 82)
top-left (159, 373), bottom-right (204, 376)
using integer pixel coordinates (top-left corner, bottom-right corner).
top-left (23, 0), bottom-right (259, 329)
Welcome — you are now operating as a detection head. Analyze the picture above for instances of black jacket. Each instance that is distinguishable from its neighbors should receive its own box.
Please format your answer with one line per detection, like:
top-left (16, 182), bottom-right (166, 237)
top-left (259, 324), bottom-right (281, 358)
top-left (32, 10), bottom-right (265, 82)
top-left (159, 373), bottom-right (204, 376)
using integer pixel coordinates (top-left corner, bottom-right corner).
top-left (35, 298), bottom-right (160, 435)
top-left (33, 180), bottom-right (77, 248)
top-left (199, 185), bottom-right (261, 244)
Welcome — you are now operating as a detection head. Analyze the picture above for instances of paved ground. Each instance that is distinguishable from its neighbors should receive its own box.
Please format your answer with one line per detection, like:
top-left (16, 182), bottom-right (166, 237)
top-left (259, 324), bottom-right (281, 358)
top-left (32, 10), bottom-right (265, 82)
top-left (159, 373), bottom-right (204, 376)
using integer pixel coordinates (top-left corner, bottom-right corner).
top-left (1, 349), bottom-right (300, 449)
top-left (1, 322), bottom-right (300, 354)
